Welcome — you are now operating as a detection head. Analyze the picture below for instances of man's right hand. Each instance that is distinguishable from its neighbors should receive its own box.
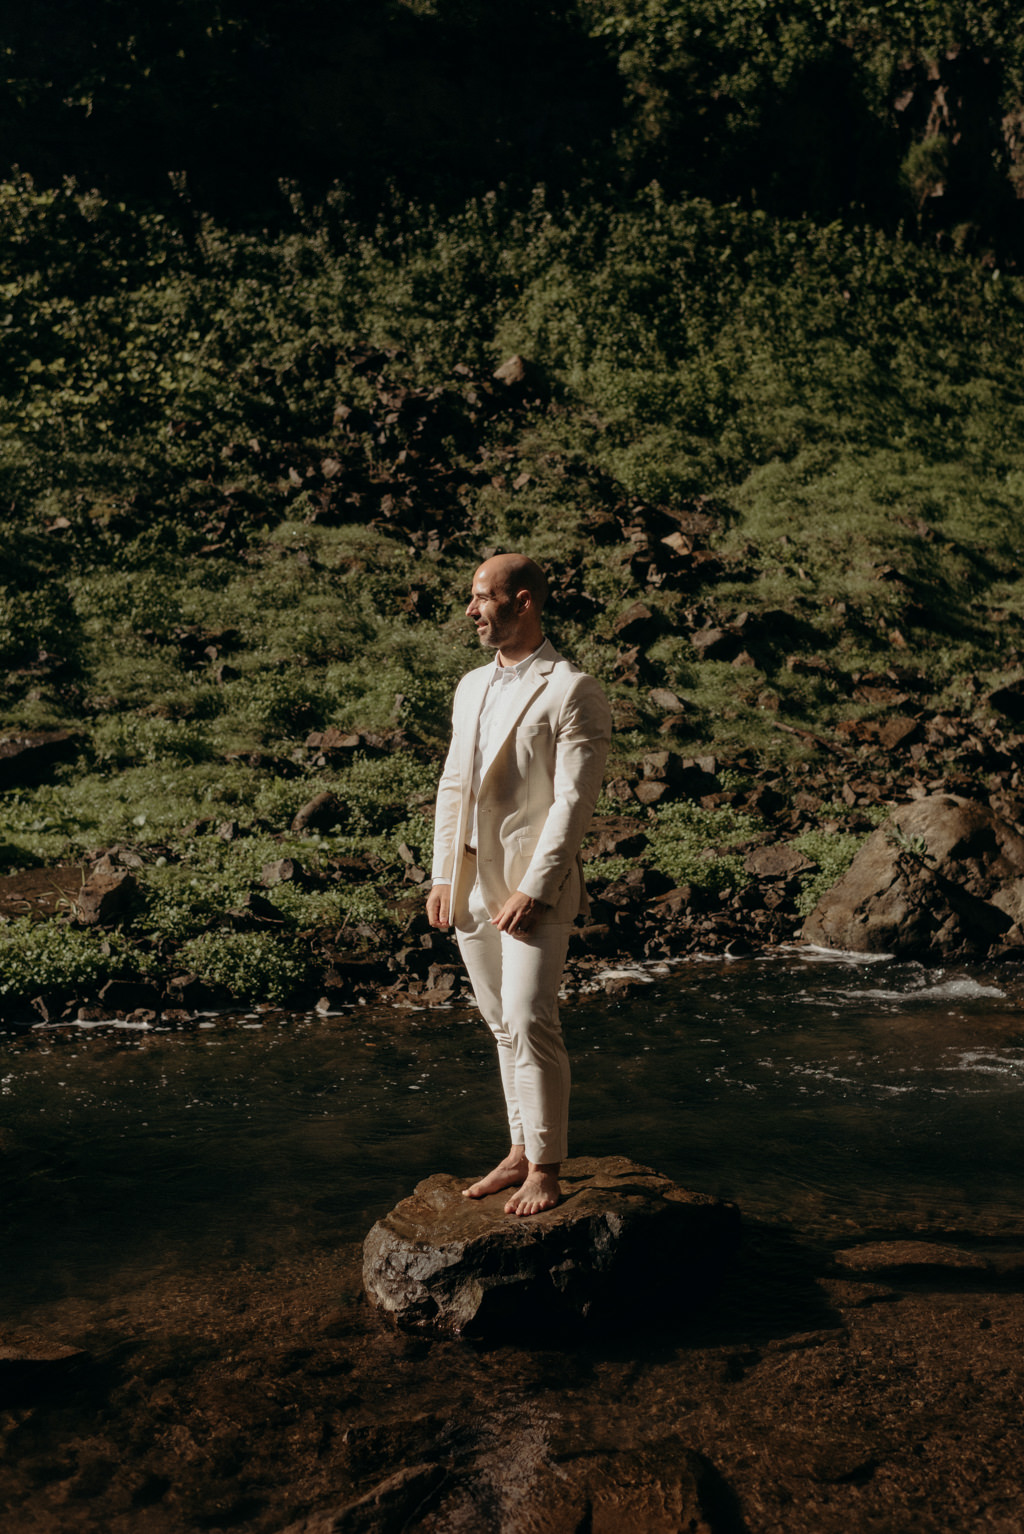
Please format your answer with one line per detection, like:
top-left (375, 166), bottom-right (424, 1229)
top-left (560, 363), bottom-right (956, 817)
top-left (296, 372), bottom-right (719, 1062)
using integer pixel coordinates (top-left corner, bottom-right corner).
top-left (426, 884), bottom-right (450, 930)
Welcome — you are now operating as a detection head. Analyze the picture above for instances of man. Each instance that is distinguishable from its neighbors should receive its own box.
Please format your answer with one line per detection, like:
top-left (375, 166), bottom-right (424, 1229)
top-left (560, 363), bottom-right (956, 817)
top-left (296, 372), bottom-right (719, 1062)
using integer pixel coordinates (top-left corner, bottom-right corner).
top-left (426, 553), bottom-right (612, 1216)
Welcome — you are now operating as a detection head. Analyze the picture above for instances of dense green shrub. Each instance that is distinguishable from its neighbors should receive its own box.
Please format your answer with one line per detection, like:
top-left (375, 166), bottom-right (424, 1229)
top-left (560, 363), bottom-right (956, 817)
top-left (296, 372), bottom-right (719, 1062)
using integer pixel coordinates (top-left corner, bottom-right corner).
top-left (3, 163), bottom-right (1024, 985)
top-left (0, 919), bottom-right (138, 1000)
top-left (178, 931), bottom-right (308, 1005)
top-left (793, 828), bottom-right (873, 917)
top-left (647, 801), bottom-right (763, 892)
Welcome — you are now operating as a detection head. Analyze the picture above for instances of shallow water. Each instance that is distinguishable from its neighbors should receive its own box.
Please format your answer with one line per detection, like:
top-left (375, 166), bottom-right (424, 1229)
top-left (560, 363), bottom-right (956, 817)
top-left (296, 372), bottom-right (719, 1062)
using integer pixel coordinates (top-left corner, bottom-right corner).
top-left (3, 949), bottom-right (1023, 1317)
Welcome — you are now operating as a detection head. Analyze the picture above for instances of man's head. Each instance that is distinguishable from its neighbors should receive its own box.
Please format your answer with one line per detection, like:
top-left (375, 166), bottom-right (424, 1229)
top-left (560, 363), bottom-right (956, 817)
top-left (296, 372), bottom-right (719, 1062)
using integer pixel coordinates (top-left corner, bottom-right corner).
top-left (467, 553), bottom-right (548, 662)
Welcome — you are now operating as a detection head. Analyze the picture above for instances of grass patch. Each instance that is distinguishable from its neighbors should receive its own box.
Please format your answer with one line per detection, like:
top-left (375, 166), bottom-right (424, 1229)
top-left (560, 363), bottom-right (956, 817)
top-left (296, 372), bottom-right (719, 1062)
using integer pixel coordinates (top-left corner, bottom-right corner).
top-left (648, 801), bottom-right (764, 892)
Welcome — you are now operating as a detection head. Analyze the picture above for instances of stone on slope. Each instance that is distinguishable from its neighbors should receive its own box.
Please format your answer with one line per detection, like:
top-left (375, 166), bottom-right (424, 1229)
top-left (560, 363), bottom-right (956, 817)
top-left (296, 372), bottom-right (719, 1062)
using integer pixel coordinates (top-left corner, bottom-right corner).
top-left (0, 730), bottom-right (78, 789)
top-left (72, 868), bottom-right (140, 926)
top-left (362, 1156), bottom-right (739, 1339)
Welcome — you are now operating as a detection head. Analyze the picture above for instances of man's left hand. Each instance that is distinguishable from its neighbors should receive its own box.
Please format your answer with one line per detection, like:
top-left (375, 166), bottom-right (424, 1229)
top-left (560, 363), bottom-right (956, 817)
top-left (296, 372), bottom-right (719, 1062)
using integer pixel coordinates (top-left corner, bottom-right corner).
top-left (491, 890), bottom-right (545, 938)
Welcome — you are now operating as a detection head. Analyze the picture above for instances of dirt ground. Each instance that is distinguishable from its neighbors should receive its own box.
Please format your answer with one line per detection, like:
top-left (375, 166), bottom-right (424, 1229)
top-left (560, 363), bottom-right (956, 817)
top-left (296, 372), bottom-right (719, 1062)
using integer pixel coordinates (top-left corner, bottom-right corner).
top-left (3, 1218), bottom-right (1024, 1533)
top-left (0, 865), bottom-right (88, 923)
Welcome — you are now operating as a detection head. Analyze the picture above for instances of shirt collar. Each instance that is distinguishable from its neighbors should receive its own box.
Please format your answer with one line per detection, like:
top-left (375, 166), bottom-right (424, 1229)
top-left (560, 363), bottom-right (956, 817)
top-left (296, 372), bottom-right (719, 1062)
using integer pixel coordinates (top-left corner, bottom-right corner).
top-left (490, 639), bottom-right (546, 686)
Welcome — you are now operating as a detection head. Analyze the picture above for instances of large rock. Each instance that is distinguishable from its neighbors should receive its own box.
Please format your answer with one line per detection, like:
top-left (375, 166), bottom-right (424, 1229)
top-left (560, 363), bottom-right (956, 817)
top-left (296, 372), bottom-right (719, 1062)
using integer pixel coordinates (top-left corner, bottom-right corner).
top-left (0, 730), bottom-right (78, 789)
top-left (802, 794), bottom-right (1024, 958)
top-left (72, 867), bottom-right (140, 926)
top-left (0, 1337), bottom-right (90, 1405)
top-left (362, 1156), bottom-right (739, 1339)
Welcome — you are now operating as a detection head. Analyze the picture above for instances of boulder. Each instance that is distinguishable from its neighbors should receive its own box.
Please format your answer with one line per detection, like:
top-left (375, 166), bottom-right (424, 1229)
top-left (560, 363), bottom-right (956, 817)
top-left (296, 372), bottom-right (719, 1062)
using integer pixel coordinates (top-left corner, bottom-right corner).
top-left (262, 857), bottom-right (309, 887)
top-left (493, 353), bottom-right (531, 388)
top-left (690, 626), bottom-right (741, 662)
top-left (833, 1241), bottom-right (991, 1276)
top-left (0, 730), bottom-right (78, 789)
top-left (291, 792), bottom-right (344, 835)
top-left (72, 868), bottom-right (140, 926)
top-left (278, 1463), bottom-right (448, 1534)
top-left (0, 1337), bottom-right (90, 1404)
top-left (744, 844), bottom-right (816, 880)
top-left (362, 1156), bottom-right (739, 1339)
top-left (279, 1437), bottom-right (716, 1534)
top-left (613, 602), bottom-right (658, 645)
top-left (648, 686), bottom-right (687, 715)
top-left (801, 794), bottom-right (1024, 958)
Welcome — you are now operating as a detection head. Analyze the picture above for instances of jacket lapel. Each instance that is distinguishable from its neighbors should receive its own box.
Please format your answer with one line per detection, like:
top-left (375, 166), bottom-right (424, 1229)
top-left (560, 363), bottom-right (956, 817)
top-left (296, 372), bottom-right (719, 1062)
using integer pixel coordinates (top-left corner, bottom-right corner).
top-left (458, 664), bottom-right (492, 787)
top-left (478, 641), bottom-right (558, 787)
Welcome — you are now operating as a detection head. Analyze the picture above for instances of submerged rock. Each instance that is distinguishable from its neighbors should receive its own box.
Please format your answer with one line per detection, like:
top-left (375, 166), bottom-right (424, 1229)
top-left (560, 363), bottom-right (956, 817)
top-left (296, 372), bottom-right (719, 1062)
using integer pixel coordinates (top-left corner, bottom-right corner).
top-left (362, 1156), bottom-right (739, 1339)
top-left (0, 1337), bottom-right (90, 1404)
top-left (801, 794), bottom-right (1024, 958)
top-left (280, 1435), bottom-right (716, 1534)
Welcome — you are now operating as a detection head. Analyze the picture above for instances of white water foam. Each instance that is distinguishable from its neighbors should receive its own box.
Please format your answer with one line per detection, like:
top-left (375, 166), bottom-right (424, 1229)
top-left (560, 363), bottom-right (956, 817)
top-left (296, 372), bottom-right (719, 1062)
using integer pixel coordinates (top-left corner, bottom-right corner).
top-left (944, 1049), bottom-right (1024, 1077)
top-left (789, 943), bottom-right (895, 965)
top-left (848, 978), bottom-right (1006, 1003)
top-left (31, 1016), bottom-right (155, 1031)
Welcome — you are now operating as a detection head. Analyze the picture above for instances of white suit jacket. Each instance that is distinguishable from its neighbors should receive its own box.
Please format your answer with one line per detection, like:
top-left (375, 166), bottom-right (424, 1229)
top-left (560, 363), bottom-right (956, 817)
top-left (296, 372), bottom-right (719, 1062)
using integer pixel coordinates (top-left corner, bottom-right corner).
top-left (431, 640), bottom-right (612, 927)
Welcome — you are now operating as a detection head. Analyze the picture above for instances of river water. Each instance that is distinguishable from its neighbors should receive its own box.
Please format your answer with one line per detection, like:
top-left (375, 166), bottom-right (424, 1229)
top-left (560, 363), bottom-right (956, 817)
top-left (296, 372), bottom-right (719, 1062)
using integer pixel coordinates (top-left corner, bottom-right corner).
top-left (3, 949), bottom-right (1023, 1320)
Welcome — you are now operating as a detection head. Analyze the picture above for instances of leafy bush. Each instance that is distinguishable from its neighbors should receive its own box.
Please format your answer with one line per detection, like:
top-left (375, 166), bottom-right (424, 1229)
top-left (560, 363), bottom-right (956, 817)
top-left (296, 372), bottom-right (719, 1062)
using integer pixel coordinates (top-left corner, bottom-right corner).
top-left (0, 918), bottom-right (134, 1000)
top-left (647, 801), bottom-right (763, 892)
top-left (793, 828), bottom-right (872, 917)
top-left (584, 856), bottom-right (636, 887)
top-left (178, 931), bottom-right (307, 1005)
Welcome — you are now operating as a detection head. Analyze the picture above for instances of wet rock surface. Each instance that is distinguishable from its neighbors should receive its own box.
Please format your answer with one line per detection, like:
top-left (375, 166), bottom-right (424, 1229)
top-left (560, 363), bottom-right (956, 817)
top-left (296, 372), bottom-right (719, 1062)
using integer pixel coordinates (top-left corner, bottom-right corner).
top-left (4, 1224), bottom-right (1024, 1533)
top-left (363, 1157), bottom-right (740, 1338)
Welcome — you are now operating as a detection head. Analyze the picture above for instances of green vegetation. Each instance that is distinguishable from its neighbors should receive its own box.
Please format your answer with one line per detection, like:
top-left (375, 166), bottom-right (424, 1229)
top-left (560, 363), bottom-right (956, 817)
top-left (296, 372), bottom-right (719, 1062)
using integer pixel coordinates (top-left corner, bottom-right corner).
top-left (793, 829), bottom-right (869, 916)
top-left (4, 4), bottom-right (1024, 1005)
top-left (0, 919), bottom-right (144, 1001)
top-left (178, 931), bottom-right (307, 1006)
top-left (648, 803), bottom-right (763, 893)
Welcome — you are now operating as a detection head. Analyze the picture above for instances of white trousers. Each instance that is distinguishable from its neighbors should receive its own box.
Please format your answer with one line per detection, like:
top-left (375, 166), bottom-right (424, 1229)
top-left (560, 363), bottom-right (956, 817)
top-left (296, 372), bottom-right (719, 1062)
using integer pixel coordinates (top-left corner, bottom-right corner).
top-left (456, 876), bottom-right (572, 1165)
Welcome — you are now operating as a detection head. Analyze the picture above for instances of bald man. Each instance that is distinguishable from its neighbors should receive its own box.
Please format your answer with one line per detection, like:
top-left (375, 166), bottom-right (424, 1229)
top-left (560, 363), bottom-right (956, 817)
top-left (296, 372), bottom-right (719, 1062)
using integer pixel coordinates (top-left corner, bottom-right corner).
top-left (427, 554), bottom-right (612, 1215)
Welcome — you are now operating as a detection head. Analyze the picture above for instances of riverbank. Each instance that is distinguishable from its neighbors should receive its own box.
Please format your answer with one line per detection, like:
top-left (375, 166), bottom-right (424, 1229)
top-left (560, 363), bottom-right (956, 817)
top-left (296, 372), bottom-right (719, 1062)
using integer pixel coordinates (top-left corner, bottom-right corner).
top-left (4, 1216), bottom-right (1024, 1533)
top-left (5, 678), bottom-right (1024, 1028)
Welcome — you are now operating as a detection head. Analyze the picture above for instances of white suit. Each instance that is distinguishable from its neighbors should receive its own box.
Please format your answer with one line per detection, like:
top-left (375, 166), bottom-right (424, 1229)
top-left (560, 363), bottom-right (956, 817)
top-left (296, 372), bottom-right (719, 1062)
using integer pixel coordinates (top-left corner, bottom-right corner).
top-left (432, 639), bottom-right (612, 1163)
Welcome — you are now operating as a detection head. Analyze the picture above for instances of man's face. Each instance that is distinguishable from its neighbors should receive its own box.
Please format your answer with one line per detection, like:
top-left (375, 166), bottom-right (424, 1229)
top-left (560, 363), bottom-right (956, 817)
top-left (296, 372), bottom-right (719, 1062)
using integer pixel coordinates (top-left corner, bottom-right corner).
top-left (466, 566), bottom-right (523, 651)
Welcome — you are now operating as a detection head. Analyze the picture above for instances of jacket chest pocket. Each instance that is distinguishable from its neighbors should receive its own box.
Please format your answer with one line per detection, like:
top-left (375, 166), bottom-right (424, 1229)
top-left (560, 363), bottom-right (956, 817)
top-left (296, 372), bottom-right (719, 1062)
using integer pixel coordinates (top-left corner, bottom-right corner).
top-left (514, 723), bottom-right (554, 826)
top-left (515, 722), bottom-right (552, 767)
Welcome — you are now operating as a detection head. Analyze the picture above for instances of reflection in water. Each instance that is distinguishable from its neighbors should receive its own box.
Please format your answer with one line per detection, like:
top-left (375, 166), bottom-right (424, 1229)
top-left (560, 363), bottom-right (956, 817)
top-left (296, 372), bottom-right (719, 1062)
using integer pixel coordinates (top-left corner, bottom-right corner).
top-left (2, 951), bottom-right (1023, 1316)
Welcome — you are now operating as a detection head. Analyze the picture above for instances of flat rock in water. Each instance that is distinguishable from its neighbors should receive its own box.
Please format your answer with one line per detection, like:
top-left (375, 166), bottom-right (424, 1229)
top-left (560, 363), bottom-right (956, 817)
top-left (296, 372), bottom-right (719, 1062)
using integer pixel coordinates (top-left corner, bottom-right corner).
top-left (279, 1436), bottom-right (715, 1534)
top-left (362, 1156), bottom-right (739, 1338)
top-left (833, 1241), bottom-right (991, 1275)
top-left (0, 1336), bottom-right (90, 1403)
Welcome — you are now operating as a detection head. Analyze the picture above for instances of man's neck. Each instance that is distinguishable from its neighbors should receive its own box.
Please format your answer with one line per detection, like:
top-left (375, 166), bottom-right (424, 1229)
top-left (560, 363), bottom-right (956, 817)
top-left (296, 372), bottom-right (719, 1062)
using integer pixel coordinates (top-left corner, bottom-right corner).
top-left (496, 636), bottom-right (544, 667)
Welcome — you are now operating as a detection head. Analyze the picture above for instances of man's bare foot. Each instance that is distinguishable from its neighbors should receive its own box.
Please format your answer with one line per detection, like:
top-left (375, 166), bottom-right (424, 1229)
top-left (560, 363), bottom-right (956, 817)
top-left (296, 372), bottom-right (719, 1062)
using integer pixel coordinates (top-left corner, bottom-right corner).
top-left (504, 1168), bottom-right (560, 1217)
top-left (462, 1152), bottom-right (528, 1199)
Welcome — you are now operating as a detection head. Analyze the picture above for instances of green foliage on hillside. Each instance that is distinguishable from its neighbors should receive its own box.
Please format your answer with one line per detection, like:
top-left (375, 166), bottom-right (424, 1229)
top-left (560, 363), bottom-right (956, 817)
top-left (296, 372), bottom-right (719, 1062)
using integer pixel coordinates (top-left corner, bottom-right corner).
top-left (3, 1), bottom-right (1024, 247)
top-left (5, 0), bottom-right (1024, 1002)
top-left (0, 172), bottom-right (1022, 1003)
top-left (4, 179), bottom-right (1024, 731)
